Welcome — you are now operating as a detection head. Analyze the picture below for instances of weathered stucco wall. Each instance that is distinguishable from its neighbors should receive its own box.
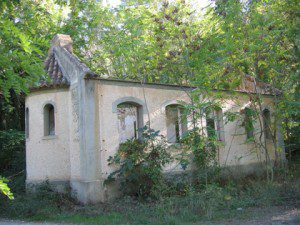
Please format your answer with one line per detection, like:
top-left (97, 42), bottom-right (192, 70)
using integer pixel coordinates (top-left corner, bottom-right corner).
top-left (96, 80), bottom-right (279, 183)
top-left (26, 88), bottom-right (70, 183)
top-left (217, 94), bottom-right (277, 170)
top-left (96, 80), bottom-right (193, 180)
top-left (25, 78), bottom-right (282, 203)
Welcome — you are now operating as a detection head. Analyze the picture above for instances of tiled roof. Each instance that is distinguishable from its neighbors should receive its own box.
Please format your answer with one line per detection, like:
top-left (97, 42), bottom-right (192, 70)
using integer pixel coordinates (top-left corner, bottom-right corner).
top-left (42, 51), bottom-right (69, 86)
top-left (38, 34), bottom-right (73, 87)
top-left (237, 75), bottom-right (281, 95)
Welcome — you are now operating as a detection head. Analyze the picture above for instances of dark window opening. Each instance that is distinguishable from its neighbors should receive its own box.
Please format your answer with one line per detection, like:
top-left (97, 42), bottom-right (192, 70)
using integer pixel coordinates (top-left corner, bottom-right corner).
top-left (263, 109), bottom-right (271, 139)
top-left (205, 108), bottom-right (225, 141)
top-left (244, 107), bottom-right (254, 139)
top-left (44, 104), bottom-right (55, 136)
top-left (25, 107), bottom-right (29, 138)
top-left (166, 105), bottom-right (187, 143)
top-left (206, 117), bottom-right (216, 139)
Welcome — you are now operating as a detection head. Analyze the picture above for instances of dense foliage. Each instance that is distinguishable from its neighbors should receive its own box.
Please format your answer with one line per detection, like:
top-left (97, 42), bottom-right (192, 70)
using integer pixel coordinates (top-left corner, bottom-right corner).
top-left (107, 126), bottom-right (171, 198)
top-left (0, 130), bottom-right (25, 199)
top-left (0, 0), bottom-right (64, 196)
top-left (0, 130), bottom-right (25, 174)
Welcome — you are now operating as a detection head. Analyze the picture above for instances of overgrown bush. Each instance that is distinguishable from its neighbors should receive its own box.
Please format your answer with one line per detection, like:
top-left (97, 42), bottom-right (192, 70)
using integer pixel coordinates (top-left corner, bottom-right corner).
top-left (0, 175), bottom-right (299, 224)
top-left (179, 127), bottom-right (222, 186)
top-left (106, 126), bottom-right (172, 198)
top-left (0, 129), bottom-right (25, 175)
top-left (106, 120), bottom-right (225, 199)
top-left (0, 181), bottom-right (76, 220)
top-left (0, 129), bottom-right (25, 197)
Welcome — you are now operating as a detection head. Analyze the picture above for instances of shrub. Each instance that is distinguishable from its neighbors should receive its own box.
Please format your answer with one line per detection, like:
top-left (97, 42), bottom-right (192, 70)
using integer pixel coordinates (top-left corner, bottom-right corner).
top-left (106, 126), bottom-right (172, 198)
top-left (0, 129), bottom-right (25, 175)
top-left (0, 129), bottom-right (25, 198)
top-left (0, 181), bottom-right (76, 220)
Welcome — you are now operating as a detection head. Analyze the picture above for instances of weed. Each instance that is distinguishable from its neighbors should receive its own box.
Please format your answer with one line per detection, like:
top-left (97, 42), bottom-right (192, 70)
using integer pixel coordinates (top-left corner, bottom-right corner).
top-left (0, 169), bottom-right (299, 225)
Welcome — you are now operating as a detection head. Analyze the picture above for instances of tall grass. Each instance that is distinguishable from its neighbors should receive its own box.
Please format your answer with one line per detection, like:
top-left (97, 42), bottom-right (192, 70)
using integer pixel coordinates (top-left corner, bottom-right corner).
top-left (1, 175), bottom-right (299, 225)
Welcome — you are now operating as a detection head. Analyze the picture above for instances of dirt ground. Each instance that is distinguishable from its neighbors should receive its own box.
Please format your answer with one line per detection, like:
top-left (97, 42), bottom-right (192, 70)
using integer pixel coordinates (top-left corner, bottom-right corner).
top-left (1, 207), bottom-right (299, 225)
top-left (202, 207), bottom-right (300, 225)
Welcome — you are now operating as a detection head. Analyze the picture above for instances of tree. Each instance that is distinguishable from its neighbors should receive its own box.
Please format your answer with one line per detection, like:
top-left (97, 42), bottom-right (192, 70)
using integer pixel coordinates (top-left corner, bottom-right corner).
top-left (0, 0), bottom-right (65, 129)
top-left (0, 0), bottom-right (66, 197)
top-left (189, 0), bottom-right (299, 178)
top-left (63, 0), bottom-right (201, 84)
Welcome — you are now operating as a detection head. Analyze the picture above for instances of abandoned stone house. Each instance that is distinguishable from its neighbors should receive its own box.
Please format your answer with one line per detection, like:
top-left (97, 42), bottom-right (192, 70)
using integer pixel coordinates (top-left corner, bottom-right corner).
top-left (25, 34), bottom-right (285, 204)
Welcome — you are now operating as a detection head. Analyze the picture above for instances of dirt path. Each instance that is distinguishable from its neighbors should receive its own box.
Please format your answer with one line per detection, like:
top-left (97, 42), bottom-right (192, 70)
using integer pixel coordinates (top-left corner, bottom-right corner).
top-left (0, 222), bottom-right (68, 225)
top-left (1, 207), bottom-right (299, 225)
top-left (201, 207), bottom-right (300, 225)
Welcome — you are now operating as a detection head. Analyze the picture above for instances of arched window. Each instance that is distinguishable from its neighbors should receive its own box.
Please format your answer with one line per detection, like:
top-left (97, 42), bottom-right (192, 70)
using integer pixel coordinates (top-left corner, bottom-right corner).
top-left (117, 102), bottom-right (143, 143)
top-left (165, 104), bottom-right (187, 143)
top-left (44, 104), bottom-right (55, 136)
top-left (205, 108), bottom-right (225, 141)
top-left (244, 107), bottom-right (254, 140)
top-left (263, 109), bottom-right (271, 140)
top-left (25, 107), bottom-right (29, 139)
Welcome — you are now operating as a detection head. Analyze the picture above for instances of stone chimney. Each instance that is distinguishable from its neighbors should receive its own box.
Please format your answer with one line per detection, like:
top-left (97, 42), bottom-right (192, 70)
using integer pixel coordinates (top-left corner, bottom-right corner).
top-left (48, 34), bottom-right (73, 56)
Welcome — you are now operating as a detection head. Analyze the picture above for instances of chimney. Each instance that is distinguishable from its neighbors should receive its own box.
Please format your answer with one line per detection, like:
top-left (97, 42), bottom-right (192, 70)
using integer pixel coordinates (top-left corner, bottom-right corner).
top-left (45, 34), bottom-right (73, 74)
top-left (48, 34), bottom-right (73, 56)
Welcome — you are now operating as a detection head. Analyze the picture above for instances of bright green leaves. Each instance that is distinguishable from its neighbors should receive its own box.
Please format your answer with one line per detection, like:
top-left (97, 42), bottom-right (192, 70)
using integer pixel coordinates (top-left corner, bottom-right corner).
top-left (0, 177), bottom-right (14, 200)
top-left (0, 0), bottom-right (297, 99)
top-left (63, 0), bottom-right (202, 84)
top-left (0, 0), bottom-right (59, 99)
top-left (18, 33), bottom-right (32, 54)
